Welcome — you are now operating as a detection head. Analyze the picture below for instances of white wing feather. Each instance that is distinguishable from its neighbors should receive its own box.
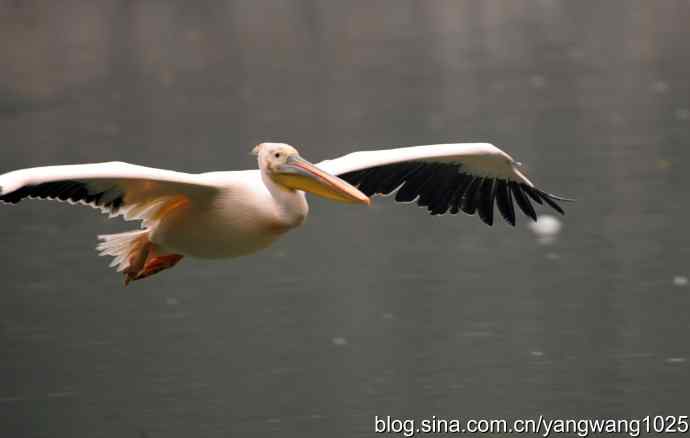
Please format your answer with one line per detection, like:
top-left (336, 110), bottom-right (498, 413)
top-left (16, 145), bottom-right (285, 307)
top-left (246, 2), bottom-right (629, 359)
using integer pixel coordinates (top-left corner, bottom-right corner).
top-left (317, 142), bottom-right (570, 225)
top-left (317, 143), bottom-right (534, 186)
top-left (0, 161), bottom-right (221, 224)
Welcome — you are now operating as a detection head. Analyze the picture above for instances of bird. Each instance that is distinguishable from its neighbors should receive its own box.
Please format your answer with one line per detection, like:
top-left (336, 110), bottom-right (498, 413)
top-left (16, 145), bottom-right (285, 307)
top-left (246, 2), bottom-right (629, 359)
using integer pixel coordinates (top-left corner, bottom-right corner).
top-left (0, 142), bottom-right (571, 285)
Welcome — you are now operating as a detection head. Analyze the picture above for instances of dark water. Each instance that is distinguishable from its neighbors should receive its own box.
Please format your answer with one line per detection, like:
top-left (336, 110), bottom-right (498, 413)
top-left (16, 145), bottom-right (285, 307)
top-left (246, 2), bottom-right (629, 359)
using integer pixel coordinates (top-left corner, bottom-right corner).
top-left (1, 1), bottom-right (690, 437)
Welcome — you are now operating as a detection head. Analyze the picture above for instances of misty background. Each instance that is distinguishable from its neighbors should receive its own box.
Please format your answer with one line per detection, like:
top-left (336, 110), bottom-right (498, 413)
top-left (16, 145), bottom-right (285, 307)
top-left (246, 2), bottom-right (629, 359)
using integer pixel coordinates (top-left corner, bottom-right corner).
top-left (1, 1), bottom-right (689, 437)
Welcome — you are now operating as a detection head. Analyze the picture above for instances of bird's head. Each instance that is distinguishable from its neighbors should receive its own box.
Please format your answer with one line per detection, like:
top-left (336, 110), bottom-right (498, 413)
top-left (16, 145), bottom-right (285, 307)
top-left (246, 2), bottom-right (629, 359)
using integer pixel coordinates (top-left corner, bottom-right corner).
top-left (252, 142), bottom-right (370, 205)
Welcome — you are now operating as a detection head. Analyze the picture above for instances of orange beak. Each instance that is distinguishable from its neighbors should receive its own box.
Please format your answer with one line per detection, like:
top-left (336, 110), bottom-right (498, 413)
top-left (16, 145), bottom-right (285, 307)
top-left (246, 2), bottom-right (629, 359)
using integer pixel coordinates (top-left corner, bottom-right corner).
top-left (273, 155), bottom-right (370, 205)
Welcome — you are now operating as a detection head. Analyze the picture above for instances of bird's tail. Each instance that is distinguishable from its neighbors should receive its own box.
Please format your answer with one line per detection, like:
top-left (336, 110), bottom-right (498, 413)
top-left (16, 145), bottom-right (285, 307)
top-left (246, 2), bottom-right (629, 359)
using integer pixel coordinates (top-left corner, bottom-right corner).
top-left (96, 229), bottom-right (150, 272)
top-left (96, 229), bottom-right (184, 286)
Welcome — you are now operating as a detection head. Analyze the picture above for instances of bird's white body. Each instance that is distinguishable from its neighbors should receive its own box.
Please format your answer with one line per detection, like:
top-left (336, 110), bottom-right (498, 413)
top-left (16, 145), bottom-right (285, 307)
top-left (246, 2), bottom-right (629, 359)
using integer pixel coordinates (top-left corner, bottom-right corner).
top-left (0, 142), bottom-right (569, 284)
top-left (151, 170), bottom-right (307, 258)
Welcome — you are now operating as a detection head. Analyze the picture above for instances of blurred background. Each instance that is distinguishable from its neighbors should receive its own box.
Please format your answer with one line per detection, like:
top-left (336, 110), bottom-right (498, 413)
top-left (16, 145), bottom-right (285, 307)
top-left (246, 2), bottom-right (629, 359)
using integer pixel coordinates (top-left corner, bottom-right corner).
top-left (1, 1), bottom-right (689, 436)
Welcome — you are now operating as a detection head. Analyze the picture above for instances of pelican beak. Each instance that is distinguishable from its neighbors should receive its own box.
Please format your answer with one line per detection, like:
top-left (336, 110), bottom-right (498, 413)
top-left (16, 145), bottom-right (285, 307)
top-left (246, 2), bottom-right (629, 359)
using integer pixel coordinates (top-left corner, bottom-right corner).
top-left (274, 155), bottom-right (370, 205)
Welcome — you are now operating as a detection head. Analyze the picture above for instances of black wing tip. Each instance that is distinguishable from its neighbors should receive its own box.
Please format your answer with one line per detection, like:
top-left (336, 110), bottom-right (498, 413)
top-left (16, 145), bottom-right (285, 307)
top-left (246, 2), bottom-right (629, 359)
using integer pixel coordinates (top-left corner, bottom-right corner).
top-left (545, 193), bottom-right (576, 203)
top-left (498, 210), bottom-right (516, 226)
top-left (519, 184), bottom-right (571, 216)
top-left (0, 180), bottom-right (125, 213)
top-left (340, 161), bottom-right (572, 224)
top-left (533, 189), bottom-right (566, 215)
top-left (495, 180), bottom-right (516, 226)
top-left (0, 186), bottom-right (22, 204)
top-left (476, 179), bottom-right (495, 226)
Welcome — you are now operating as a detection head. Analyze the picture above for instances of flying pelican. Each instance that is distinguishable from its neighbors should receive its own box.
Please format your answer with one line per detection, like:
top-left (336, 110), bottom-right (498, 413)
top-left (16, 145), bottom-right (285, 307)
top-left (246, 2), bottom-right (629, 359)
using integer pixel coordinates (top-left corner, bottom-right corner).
top-left (0, 142), bottom-right (570, 285)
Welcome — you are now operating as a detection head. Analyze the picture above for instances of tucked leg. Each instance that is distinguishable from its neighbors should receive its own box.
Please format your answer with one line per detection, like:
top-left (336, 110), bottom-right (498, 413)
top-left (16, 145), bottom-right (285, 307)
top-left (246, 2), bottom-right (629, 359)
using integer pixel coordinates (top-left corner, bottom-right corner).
top-left (123, 243), bottom-right (184, 286)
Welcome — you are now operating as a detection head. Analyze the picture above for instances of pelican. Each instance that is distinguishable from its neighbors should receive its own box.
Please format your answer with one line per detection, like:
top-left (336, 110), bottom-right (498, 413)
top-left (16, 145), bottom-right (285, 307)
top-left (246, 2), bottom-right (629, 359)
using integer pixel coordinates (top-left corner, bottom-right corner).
top-left (0, 142), bottom-right (570, 285)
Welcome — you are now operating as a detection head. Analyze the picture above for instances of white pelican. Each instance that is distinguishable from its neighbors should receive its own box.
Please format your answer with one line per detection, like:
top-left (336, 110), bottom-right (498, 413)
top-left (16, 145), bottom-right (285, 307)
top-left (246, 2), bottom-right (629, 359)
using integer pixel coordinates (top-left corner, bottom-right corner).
top-left (0, 142), bottom-right (570, 285)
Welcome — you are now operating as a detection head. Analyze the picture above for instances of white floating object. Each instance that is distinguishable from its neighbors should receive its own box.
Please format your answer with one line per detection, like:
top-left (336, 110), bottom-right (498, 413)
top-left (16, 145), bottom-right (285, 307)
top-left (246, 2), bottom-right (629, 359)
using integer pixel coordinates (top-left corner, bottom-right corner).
top-left (528, 215), bottom-right (562, 245)
top-left (665, 357), bottom-right (687, 364)
top-left (673, 276), bottom-right (688, 287)
top-left (332, 337), bottom-right (348, 346)
top-left (675, 108), bottom-right (690, 121)
top-left (530, 75), bottom-right (546, 88)
top-left (610, 113), bottom-right (625, 125)
top-left (651, 81), bottom-right (669, 93)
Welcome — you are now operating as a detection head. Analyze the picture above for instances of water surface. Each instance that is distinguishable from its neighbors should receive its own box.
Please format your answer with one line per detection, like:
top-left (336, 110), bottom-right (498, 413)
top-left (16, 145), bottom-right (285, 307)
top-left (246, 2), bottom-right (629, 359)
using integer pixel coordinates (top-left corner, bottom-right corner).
top-left (1, 1), bottom-right (690, 437)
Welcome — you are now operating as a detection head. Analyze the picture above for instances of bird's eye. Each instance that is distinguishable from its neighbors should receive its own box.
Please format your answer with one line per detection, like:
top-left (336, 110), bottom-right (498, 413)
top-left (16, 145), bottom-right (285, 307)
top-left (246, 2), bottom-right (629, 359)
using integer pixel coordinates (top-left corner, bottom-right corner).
top-left (274, 153), bottom-right (281, 158)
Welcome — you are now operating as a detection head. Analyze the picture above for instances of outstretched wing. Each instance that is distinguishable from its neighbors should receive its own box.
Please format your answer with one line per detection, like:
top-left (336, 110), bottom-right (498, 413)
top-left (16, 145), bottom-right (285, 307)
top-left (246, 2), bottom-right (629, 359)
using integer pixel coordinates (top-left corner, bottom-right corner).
top-left (0, 161), bottom-right (220, 226)
top-left (317, 143), bottom-right (571, 226)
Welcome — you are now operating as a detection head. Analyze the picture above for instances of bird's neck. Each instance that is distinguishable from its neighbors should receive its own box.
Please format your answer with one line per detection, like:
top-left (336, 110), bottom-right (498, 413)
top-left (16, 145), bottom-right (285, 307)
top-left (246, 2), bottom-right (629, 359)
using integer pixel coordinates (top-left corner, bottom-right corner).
top-left (260, 170), bottom-right (309, 227)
